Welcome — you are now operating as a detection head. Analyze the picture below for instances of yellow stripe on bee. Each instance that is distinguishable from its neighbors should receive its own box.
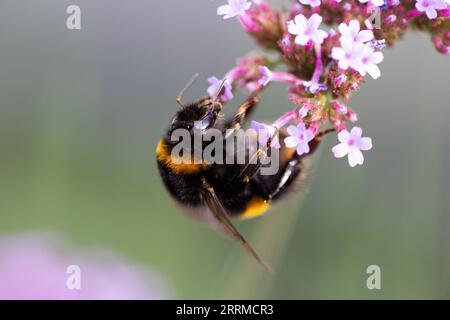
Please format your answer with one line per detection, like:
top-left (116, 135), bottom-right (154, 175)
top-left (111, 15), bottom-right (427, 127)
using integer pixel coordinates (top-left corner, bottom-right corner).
top-left (156, 140), bottom-right (206, 174)
top-left (240, 197), bottom-right (270, 220)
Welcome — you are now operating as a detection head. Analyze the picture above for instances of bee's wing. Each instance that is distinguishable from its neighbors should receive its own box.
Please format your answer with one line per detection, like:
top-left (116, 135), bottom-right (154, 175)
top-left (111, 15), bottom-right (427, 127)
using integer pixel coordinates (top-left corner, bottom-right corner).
top-left (201, 179), bottom-right (272, 273)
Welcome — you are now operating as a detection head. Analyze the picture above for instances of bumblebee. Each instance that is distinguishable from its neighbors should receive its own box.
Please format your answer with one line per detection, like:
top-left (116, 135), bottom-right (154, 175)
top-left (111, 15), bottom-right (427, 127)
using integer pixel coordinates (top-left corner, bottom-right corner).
top-left (156, 74), bottom-right (331, 271)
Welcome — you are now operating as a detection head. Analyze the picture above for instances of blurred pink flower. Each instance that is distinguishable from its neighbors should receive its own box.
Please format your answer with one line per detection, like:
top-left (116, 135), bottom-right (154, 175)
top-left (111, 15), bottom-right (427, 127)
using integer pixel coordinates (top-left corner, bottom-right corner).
top-left (0, 232), bottom-right (173, 300)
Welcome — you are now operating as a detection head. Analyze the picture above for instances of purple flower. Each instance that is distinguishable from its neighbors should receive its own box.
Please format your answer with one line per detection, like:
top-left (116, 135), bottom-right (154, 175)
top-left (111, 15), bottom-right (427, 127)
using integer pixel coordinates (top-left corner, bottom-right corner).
top-left (338, 20), bottom-right (374, 44)
top-left (369, 39), bottom-right (386, 50)
top-left (250, 121), bottom-right (280, 149)
top-left (258, 66), bottom-right (273, 86)
top-left (303, 80), bottom-right (328, 94)
top-left (332, 127), bottom-right (372, 167)
top-left (299, 0), bottom-right (321, 7)
top-left (332, 101), bottom-right (348, 115)
top-left (415, 0), bottom-right (448, 19)
top-left (284, 123), bottom-right (315, 156)
top-left (287, 13), bottom-right (328, 45)
top-left (207, 76), bottom-right (234, 102)
top-left (217, 0), bottom-right (252, 19)
top-left (0, 232), bottom-right (172, 299)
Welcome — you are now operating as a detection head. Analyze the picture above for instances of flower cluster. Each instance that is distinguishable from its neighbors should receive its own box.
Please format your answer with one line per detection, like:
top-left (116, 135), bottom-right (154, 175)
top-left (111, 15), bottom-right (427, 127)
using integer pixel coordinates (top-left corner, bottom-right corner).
top-left (213, 0), bottom-right (448, 167)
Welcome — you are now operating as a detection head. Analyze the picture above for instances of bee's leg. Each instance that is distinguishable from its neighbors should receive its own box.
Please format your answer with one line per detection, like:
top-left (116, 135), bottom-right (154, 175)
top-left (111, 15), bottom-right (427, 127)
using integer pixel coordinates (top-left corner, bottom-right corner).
top-left (258, 156), bottom-right (302, 200)
top-left (224, 95), bottom-right (260, 133)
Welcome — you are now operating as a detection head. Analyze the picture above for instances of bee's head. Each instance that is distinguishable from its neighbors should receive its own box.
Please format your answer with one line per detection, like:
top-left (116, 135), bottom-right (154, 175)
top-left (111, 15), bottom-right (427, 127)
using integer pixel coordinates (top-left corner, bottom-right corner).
top-left (168, 98), bottom-right (222, 137)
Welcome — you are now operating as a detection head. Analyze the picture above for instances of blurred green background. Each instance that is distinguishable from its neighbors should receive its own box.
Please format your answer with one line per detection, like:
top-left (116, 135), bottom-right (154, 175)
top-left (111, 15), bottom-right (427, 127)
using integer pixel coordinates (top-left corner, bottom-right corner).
top-left (1, 0), bottom-right (449, 299)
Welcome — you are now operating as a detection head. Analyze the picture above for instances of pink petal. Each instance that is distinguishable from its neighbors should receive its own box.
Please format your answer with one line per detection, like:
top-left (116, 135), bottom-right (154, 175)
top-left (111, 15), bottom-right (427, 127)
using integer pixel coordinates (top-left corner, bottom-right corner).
top-left (350, 126), bottom-right (362, 138)
top-left (372, 0), bottom-right (384, 5)
top-left (425, 7), bottom-right (438, 19)
top-left (357, 137), bottom-right (372, 151)
top-left (294, 14), bottom-right (308, 30)
top-left (332, 143), bottom-right (349, 158)
top-left (308, 13), bottom-right (323, 30)
top-left (415, 2), bottom-right (425, 11)
top-left (305, 130), bottom-right (314, 142)
top-left (337, 130), bottom-right (350, 143)
top-left (366, 63), bottom-right (381, 79)
top-left (435, 0), bottom-right (448, 9)
top-left (331, 47), bottom-right (345, 60)
top-left (348, 148), bottom-right (364, 167)
top-left (286, 125), bottom-right (299, 137)
top-left (338, 59), bottom-right (350, 70)
top-left (287, 20), bottom-right (300, 35)
top-left (349, 20), bottom-right (360, 35)
top-left (297, 142), bottom-right (310, 156)
top-left (371, 51), bottom-right (384, 64)
top-left (297, 123), bottom-right (306, 132)
top-left (284, 136), bottom-right (298, 148)
top-left (338, 23), bottom-right (349, 37)
top-left (295, 35), bottom-right (309, 46)
top-left (311, 30), bottom-right (328, 44)
top-left (356, 30), bottom-right (374, 43)
top-left (217, 5), bottom-right (232, 16)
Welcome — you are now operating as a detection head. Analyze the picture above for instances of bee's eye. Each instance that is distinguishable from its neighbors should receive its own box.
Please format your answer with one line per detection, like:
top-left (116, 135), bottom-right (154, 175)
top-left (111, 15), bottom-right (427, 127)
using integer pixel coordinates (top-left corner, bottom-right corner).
top-left (194, 112), bottom-right (214, 132)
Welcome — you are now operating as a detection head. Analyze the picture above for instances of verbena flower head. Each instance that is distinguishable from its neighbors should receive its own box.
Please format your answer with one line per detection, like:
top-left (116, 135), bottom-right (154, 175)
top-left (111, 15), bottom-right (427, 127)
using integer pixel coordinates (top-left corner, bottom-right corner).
top-left (214, 0), bottom-right (448, 168)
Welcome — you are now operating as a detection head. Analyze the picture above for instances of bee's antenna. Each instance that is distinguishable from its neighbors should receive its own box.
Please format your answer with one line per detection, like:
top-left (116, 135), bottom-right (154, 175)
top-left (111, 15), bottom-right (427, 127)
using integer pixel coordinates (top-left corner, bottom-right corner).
top-left (177, 73), bottom-right (199, 108)
top-left (213, 78), bottom-right (227, 104)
